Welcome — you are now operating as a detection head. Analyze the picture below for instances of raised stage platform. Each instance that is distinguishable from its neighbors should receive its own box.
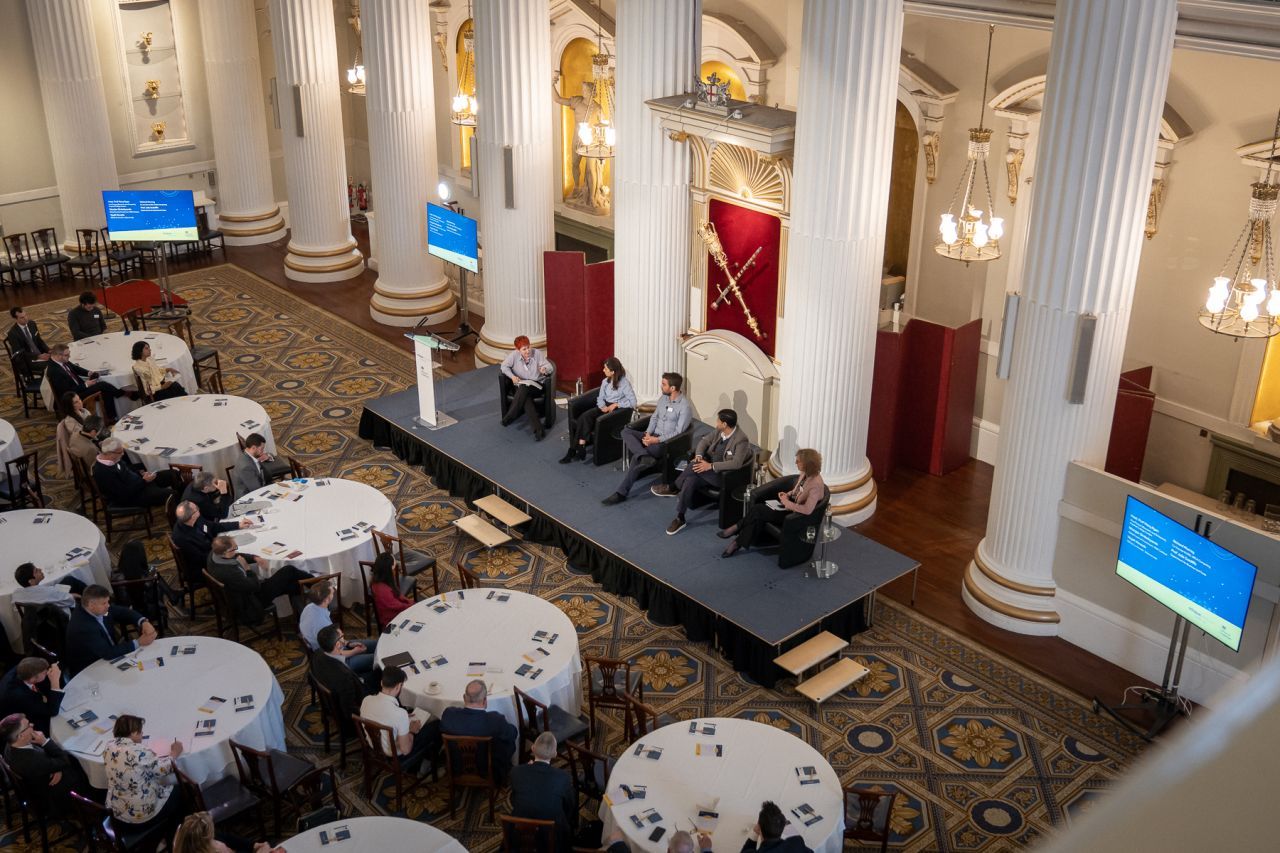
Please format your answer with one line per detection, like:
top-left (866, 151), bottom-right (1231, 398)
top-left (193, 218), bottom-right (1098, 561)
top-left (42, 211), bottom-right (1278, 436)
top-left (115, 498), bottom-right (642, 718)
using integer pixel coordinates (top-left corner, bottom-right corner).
top-left (360, 368), bottom-right (919, 685)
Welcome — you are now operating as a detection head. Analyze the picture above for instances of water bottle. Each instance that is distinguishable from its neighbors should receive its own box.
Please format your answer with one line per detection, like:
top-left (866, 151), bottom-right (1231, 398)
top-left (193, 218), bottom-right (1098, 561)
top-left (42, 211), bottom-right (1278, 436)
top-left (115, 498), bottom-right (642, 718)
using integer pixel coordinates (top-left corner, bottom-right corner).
top-left (574, 377), bottom-right (584, 397)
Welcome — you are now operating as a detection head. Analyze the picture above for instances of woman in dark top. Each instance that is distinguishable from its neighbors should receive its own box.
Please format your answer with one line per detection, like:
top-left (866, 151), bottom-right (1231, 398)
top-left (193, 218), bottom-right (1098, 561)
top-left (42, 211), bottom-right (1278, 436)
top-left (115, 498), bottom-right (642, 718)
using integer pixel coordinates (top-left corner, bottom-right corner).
top-left (561, 357), bottom-right (638, 463)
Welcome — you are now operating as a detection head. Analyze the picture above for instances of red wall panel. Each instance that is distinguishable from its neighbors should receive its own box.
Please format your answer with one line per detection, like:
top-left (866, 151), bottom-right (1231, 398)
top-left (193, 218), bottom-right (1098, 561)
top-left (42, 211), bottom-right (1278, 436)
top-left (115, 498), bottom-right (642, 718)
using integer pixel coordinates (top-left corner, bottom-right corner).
top-left (544, 252), bottom-right (614, 389)
top-left (704, 198), bottom-right (781, 357)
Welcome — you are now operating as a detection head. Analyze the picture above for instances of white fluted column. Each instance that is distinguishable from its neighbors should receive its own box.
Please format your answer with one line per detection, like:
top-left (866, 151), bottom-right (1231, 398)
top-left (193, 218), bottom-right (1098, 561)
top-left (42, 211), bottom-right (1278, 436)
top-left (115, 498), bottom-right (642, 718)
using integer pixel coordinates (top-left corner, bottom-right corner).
top-left (26, 0), bottom-right (119, 251)
top-left (613, 0), bottom-right (701, 400)
top-left (199, 0), bottom-right (285, 246)
top-left (472, 0), bottom-right (554, 364)
top-left (964, 0), bottom-right (1177, 634)
top-left (363, 0), bottom-right (456, 326)
top-left (270, 0), bottom-right (364, 282)
top-left (773, 0), bottom-right (903, 523)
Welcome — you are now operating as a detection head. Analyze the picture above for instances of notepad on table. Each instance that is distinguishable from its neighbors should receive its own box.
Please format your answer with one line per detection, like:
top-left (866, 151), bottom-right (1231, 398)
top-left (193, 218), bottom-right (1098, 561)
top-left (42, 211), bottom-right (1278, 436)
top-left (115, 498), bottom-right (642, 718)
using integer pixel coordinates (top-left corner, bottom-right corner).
top-left (694, 742), bottom-right (724, 758)
top-left (318, 824), bottom-right (352, 845)
top-left (795, 765), bottom-right (820, 785)
top-left (688, 721), bottom-right (716, 736)
top-left (234, 694), bottom-right (255, 712)
top-left (198, 696), bottom-right (226, 714)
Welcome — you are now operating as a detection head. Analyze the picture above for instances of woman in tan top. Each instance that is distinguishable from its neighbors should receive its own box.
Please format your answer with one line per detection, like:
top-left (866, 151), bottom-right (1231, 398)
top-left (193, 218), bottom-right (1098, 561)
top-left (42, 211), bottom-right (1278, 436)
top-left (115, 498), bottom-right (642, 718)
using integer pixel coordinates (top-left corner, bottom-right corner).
top-left (131, 340), bottom-right (187, 400)
top-left (54, 390), bottom-right (91, 476)
top-left (721, 447), bottom-right (825, 558)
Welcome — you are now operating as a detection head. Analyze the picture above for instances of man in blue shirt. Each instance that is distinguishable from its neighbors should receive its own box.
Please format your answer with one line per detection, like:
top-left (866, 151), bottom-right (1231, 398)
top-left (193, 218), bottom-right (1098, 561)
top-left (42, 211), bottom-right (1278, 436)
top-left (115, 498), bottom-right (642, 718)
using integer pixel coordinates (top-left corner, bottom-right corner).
top-left (603, 372), bottom-right (692, 505)
top-left (298, 580), bottom-right (377, 681)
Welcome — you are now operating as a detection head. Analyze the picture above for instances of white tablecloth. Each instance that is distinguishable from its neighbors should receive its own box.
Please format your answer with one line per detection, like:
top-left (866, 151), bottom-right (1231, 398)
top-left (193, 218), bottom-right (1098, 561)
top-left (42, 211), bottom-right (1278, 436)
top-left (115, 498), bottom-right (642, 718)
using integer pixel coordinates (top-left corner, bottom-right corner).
top-left (228, 478), bottom-right (396, 590)
top-left (0, 509), bottom-right (111, 652)
top-left (375, 589), bottom-right (582, 730)
top-left (117, 394), bottom-right (275, 475)
top-left (0, 418), bottom-right (22, 466)
top-left (41, 331), bottom-right (196, 415)
top-left (50, 635), bottom-right (286, 789)
top-left (601, 718), bottom-right (845, 853)
top-left (281, 817), bottom-right (466, 853)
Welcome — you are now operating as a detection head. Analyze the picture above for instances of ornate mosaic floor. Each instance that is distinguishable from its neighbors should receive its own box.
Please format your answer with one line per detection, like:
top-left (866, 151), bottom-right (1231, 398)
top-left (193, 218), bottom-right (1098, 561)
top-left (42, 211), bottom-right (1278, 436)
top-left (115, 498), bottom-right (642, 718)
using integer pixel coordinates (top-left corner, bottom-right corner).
top-left (0, 265), bottom-right (1145, 851)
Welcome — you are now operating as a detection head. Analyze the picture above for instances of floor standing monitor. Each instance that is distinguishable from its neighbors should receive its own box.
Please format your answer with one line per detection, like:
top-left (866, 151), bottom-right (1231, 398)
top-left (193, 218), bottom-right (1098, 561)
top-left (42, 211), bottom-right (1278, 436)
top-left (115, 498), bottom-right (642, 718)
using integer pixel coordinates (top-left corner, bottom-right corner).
top-left (102, 189), bottom-right (199, 242)
top-left (426, 202), bottom-right (479, 273)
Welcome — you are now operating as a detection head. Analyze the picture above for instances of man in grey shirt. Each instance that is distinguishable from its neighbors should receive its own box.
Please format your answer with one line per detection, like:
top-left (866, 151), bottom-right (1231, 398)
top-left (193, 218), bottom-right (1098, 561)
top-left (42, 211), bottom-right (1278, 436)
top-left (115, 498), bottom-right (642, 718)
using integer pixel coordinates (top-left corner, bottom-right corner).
top-left (603, 372), bottom-right (691, 505)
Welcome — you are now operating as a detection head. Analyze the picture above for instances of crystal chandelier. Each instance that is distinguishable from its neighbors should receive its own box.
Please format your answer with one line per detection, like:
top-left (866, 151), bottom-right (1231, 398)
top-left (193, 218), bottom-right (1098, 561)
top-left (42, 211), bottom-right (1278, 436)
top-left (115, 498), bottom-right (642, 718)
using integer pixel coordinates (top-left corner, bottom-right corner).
top-left (1199, 109), bottom-right (1280, 339)
top-left (450, 7), bottom-right (477, 127)
top-left (345, 0), bottom-right (365, 95)
top-left (936, 25), bottom-right (1004, 264)
top-left (575, 0), bottom-right (615, 160)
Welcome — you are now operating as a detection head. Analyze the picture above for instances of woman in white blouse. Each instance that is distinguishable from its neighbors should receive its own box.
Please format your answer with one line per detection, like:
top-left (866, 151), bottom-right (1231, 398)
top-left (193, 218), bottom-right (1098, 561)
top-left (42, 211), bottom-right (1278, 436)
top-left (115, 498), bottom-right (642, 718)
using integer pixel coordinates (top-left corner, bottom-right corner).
top-left (130, 340), bottom-right (187, 400)
top-left (103, 714), bottom-right (185, 833)
top-left (561, 356), bottom-right (637, 463)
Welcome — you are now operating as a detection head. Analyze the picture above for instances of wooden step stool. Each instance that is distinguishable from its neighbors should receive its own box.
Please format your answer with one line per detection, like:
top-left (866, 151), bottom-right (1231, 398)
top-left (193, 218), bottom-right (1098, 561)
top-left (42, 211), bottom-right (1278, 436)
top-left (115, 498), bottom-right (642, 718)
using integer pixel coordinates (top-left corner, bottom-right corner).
top-left (773, 631), bottom-right (848, 679)
top-left (474, 494), bottom-right (532, 537)
top-left (795, 658), bottom-right (870, 706)
top-left (454, 514), bottom-right (511, 552)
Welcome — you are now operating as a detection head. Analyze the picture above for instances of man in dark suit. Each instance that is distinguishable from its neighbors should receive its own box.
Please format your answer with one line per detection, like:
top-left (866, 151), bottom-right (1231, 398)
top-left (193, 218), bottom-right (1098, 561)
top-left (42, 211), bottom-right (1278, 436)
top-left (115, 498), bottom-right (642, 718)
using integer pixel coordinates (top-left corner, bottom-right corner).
top-left (172, 500), bottom-right (247, 572)
top-left (205, 535), bottom-right (310, 627)
top-left (310, 624), bottom-right (371, 736)
top-left (92, 437), bottom-right (179, 508)
top-left (652, 408), bottom-right (752, 536)
top-left (741, 801), bottom-right (812, 853)
top-left (182, 471), bottom-right (231, 521)
top-left (510, 731), bottom-right (577, 851)
top-left (0, 713), bottom-right (90, 809)
top-left (46, 342), bottom-right (129, 418)
top-left (63, 585), bottom-right (156, 678)
top-left (6, 307), bottom-right (50, 373)
top-left (67, 290), bottom-right (108, 340)
top-left (0, 658), bottom-right (64, 736)
top-left (440, 679), bottom-right (518, 781)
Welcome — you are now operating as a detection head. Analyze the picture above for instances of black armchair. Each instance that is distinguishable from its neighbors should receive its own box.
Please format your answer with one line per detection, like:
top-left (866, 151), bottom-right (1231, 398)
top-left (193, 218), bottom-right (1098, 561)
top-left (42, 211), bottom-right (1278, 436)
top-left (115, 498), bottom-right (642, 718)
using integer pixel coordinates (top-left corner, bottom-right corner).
top-left (682, 447), bottom-right (757, 530)
top-left (624, 416), bottom-right (693, 487)
top-left (566, 387), bottom-right (633, 466)
top-left (751, 475), bottom-right (832, 568)
top-left (498, 362), bottom-right (558, 429)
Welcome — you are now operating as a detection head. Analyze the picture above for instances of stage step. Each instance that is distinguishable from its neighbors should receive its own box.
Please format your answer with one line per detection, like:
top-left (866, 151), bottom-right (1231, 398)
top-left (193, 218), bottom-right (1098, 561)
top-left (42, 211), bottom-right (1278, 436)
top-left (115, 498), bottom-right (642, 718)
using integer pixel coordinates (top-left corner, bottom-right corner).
top-left (773, 631), bottom-right (848, 677)
top-left (474, 494), bottom-right (532, 532)
top-left (795, 657), bottom-right (870, 706)
top-left (454, 513), bottom-right (511, 550)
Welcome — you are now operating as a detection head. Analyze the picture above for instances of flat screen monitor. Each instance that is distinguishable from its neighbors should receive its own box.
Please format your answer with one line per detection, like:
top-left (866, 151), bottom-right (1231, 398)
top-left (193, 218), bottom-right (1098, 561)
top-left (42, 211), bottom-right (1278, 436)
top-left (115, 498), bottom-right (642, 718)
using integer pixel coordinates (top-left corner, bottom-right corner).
top-left (102, 189), bottom-right (199, 242)
top-left (426, 202), bottom-right (479, 273)
top-left (1116, 495), bottom-right (1257, 652)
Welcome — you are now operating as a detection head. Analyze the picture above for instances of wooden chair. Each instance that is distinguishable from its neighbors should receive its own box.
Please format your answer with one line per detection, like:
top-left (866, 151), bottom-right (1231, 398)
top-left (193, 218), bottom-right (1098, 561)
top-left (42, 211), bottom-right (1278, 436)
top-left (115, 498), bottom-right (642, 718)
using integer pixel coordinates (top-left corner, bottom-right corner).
top-left (0, 450), bottom-right (45, 510)
top-left (582, 655), bottom-right (642, 743)
top-left (288, 455), bottom-right (312, 479)
top-left (441, 734), bottom-right (498, 821)
top-left (308, 676), bottom-right (353, 771)
top-left (68, 455), bottom-right (101, 523)
top-left (167, 315), bottom-right (221, 388)
top-left (512, 686), bottom-right (589, 764)
top-left (112, 575), bottom-right (169, 637)
top-left (0, 755), bottom-right (61, 851)
top-left (80, 391), bottom-right (105, 426)
top-left (356, 559), bottom-right (379, 635)
top-left (3, 339), bottom-right (45, 417)
top-left (2, 233), bottom-right (49, 285)
top-left (170, 535), bottom-right (206, 618)
top-left (168, 462), bottom-right (203, 488)
top-left (353, 715), bottom-right (436, 814)
top-left (458, 564), bottom-right (481, 591)
top-left (297, 572), bottom-right (347, 634)
top-left (67, 789), bottom-right (172, 853)
top-left (175, 764), bottom-right (265, 841)
top-left (202, 569), bottom-right (283, 644)
top-left (121, 308), bottom-right (147, 333)
top-left (81, 464), bottom-right (153, 543)
top-left (66, 229), bottom-right (103, 284)
top-left (202, 365), bottom-right (226, 394)
top-left (100, 227), bottom-right (143, 282)
top-left (499, 815), bottom-right (556, 853)
top-left (224, 465), bottom-right (237, 500)
top-left (843, 786), bottom-right (898, 852)
top-left (229, 739), bottom-right (339, 837)
top-left (29, 228), bottom-right (69, 281)
top-left (621, 690), bottom-right (671, 745)
top-left (371, 528), bottom-right (439, 593)
top-left (564, 740), bottom-right (613, 812)
top-left (164, 492), bottom-right (181, 530)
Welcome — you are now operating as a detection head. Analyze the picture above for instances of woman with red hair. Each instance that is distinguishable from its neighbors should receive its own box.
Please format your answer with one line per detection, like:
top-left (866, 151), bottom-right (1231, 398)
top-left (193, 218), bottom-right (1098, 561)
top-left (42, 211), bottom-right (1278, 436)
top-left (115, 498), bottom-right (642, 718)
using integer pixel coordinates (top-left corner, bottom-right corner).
top-left (500, 334), bottom-right (552, 440)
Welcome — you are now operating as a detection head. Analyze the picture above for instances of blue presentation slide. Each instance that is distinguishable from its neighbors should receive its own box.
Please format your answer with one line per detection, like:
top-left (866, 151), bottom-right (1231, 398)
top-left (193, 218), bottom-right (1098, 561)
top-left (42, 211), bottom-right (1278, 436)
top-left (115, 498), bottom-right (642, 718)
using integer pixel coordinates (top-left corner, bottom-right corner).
top-left (426, 203), bottom-right (479, 273)
top-left (1116, 496), bottom-right (1256, 651)
top-left (102, 190), bottom-right (198, 241)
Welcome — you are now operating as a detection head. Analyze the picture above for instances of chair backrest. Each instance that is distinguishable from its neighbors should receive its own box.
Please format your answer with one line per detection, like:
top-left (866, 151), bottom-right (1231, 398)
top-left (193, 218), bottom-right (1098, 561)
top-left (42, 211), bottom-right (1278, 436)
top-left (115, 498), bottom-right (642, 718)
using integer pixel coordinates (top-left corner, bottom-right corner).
top-left (81, 391), bottom-right (103, 421)
top-left (511, 686), bottom-right (546, 763)
top-left (224, 465), bottom-right (237, 500)
top-left (112, 575), bottom-right (167, 635)
top-left (30, 228), bottom-right (59, 257)
top-left (563, 740), bottom-right (611, 805)
top-left (298, 571), bottom-right (345, 630)
top-left (76, 228), bottom-right (99, 255)
top-left (583, 654), bottom-right (637, 711)
top-left (204, 367), bottom-right (226, 394)
top-left (312, 675), bottom-right (353, 737)
top-left (353, 714), bottom-right (400, 766)
top-left (230, 738), bottom-right (280, 799)
top-left (202, 569), bottom-right (232, 636)
top-left (164, 492), bottom-right (179, 528)
top-left (622, 690), bottom-right (659, 743)
top-left (174, 764), bottom-right (208, 812)
top-left (166, 317), bottom-right (195, 349)
top-left (3, 233), bottom-right (31, 262)
top-left (6, 451), bottom-right (43, 509)
top-left (169, 535), bottom-right (199, 590)
top-left (844, 786), bottom-right (897, 849)
top-left (68, 790), bottom-right (117, 849)
top-left (458, 565), bottom-right (481, 590)
top-left (442, 734), bottom-right (495, 787)
top-left (288, 455), bottom-right (312, 479)
top-left (500, 815), bottom-right (557, 853)
top-left (357, 559), bottom-right (378, 632)
top-left (169, 462), bottom-right (202, 487)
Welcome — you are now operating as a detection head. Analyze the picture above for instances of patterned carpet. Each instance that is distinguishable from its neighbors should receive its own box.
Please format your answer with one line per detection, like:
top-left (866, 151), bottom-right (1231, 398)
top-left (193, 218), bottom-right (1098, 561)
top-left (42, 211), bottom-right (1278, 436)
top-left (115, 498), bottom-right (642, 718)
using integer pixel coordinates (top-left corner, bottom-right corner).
top-left (0, 264), bottom-right (1146, 852)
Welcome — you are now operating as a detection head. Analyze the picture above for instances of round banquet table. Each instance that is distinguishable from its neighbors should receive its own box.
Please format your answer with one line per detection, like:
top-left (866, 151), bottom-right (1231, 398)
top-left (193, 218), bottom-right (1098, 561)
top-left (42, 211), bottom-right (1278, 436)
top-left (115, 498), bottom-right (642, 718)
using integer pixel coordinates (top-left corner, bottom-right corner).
top-left (0, 509), bottom-right (111, 652)
top-left (601, 718), bottom-right (845, 853)
top-left (40, 330), bottom-right (197, 415)
top-left (117, 394), bottom-right (275, 474)
top-left (279, 816), bottom-right (466, 853)
top-left (376, 589), bottom-right (582, 730)
top-left (0, 418), bottom-right (23, 466)
top-left (227, 477), bottom-right (396, 592)
top-left (50, 635), bottom-right (286, 789)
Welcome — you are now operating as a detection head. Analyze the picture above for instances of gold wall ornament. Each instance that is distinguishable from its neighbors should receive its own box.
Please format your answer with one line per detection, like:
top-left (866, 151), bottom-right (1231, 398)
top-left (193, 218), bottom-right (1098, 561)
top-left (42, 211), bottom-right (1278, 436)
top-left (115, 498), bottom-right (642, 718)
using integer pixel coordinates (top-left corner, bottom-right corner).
top-left (145, 79), bottom-right (160, 99)
top-left (708, 143), bottom-right (786, 210)
top-left (151, 121), bottom-right (166, 142)
top-left (696, 220), bottom-right (766, 340)
top-left (139, 31), bottom-right (153, 51)
top-left (1146, 178), bottom-right (1164, 240)
top-left (1005, 147), bottom-right (1024, 205)
top-left (921, 131), bottom-right (940, 185)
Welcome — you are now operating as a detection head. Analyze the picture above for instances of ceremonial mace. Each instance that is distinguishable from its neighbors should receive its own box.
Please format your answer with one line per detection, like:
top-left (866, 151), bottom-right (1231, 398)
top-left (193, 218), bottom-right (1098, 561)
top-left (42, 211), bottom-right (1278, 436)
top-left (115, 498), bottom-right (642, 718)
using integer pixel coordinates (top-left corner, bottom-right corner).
top-left (695, 221), bottom-right (766, 340)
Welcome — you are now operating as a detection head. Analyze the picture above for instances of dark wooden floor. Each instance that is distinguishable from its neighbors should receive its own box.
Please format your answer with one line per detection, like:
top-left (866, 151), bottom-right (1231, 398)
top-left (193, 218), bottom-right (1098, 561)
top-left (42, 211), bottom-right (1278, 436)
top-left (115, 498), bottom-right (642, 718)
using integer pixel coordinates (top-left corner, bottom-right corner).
top-left (3, 229), bottom-right (1157, 712)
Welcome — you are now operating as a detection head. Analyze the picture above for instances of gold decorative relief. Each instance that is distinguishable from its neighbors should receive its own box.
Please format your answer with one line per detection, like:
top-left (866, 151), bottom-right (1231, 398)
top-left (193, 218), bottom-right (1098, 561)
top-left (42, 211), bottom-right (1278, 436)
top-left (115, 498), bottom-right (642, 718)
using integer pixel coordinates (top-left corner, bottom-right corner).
top-left (145, 79), bottom-right (160, 99)
top-left (921, 131), bottom-right (940, 185)
top-left (139, 31), bottom-right (153, 52)
top-left (1005, 147), bottom-right (1024, 205)
top-left (151, 121), bottom-right (166, 142)
top-left (708, 143), bottom-right (785, 210)
top-left (1146, 178), bottom-right (1164, 240)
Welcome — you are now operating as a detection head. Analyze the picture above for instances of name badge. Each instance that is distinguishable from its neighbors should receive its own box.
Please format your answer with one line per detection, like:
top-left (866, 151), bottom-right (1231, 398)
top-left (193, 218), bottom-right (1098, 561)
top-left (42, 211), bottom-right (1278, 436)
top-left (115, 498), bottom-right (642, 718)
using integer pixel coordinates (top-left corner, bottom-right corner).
top-left (727, 450), bottom-right (734, 457)
top-left (666, 406), bottom-right (673, 412)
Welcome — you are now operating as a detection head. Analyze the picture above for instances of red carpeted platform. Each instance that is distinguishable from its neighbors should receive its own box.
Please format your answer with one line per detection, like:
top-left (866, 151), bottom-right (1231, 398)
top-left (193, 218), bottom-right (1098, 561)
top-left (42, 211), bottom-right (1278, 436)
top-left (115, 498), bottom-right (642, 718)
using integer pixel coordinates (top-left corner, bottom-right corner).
top-left (94, 279), bottom-right (187, 315)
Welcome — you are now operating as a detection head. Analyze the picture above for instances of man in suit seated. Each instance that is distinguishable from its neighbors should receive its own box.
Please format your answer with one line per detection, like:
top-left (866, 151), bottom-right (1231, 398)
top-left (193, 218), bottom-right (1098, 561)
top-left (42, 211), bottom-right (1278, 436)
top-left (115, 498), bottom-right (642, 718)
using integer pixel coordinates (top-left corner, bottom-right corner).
top-left (0, 658), bottom-right (64, 736)
top-left (181, 471), bottom-right (231, 522)
top-left (172, 500), bottom-right (251, 584)
top-left (602, 372), bottom-right (693, 506)
top-left (652, 408), bottom-right (751, 536)
top-left (67, 290), bottom-right (108, 341)
top-left (12, 562), bottom-right (85, 614)
top-left (0, 713), bottom-right (92, 810)
top-left (92, 437), bottom-right (180, 508)
top-left (6, 307), bottom-right (50, 374)
top-left (205, 535), bottom-right (310, 628)
top-left (63, 585), bottom-right (156, 677)
top-left (510, 731), bottom-right (577, 851)
top-left (440, 679), bottom-right (519, 781)
top-left (231, 432), bottom-right (290, 498)
top-left (742, 801), bottom-right (812, 853)
top-left (46, 343), bottom-right (129, 419)
top-left (359, 665), bottom-right (441, 774)
top-left (311, 624), bottom-right (373, 738)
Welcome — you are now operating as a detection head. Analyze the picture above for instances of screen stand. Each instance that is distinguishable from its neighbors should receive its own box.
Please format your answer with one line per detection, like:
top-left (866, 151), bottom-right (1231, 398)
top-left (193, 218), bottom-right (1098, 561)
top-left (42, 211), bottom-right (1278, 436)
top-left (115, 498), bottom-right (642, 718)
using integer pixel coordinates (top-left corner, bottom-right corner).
top-left (448, 266), bottom-right (479, 345)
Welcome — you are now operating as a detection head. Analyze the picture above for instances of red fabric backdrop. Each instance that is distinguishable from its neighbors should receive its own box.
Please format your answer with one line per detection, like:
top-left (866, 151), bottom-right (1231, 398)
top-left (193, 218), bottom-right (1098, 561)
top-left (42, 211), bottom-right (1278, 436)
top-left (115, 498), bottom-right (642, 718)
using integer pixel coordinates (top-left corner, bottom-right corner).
top-left (704, 198), bottom-right (781, 357)
top-left (544, 251), bottom-right (615, 389)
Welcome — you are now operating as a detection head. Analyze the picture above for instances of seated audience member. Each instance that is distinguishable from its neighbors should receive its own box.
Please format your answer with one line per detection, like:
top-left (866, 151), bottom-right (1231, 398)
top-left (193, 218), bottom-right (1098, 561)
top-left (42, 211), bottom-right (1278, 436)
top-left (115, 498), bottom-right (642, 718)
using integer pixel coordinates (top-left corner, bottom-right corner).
top-left (131, 340), bottom-right (187, 400)
top-left (311, 624), bottom-right (373, 733)
top-left (561, 356), bottom-right (637, 464)
top-left (368, 552), bottom-right (414, 628)
top-left (55, 391), bottom-right (92, 476)
top-left (500, 334), bottom-right (553, 441)
top-left (172, 810), bottom-right (281, 853)
top-left (440, 679), bottom-right (518, 780)
top-left (93, 437), bottom-right (180, 508)
top-left (46, 342), bottom-right (129, 420)
top-left (64, 585), bottom-right (156, 676)
top-left (12, 562), bottom-right (84, 614)
top-left (510, 731), bottom-right (577, 851)
top-left (299, 580), bottom-right (377, 673)
top-left (182, 471), bottom-right (231, 522)
top-left (669, 832), bottom-right (707, 853)
top-left (173, 500), bottom-right (250, 573)
top-left (602, 372), bottom-right (692, 506)
top-left (114, 539), bottom-right (182, 611)
top-left (742, 801), bottom-right (812, 853)
top-left (722, 449), bottom-right (825, 558)
top-left (68, 290), bottom-right (109, 340)
top-left (0, 712), bottom-right (89, 810)
top-left (0, 658), bottom-right (64, 735)
top-left (68, 415), bottom-right (105, 474)
top-left (7, 306), bottom-right (50, 373)
top-left (103, 714), bottom-right (185, 834)
top-left (653, 408), bottom-right (751, 535)
top-left (359, 665), bottom-right (442, 773)
top-left (231, 433), bottom-right (287, 497)
top-left (206, 535), bottom-right (310, 627)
